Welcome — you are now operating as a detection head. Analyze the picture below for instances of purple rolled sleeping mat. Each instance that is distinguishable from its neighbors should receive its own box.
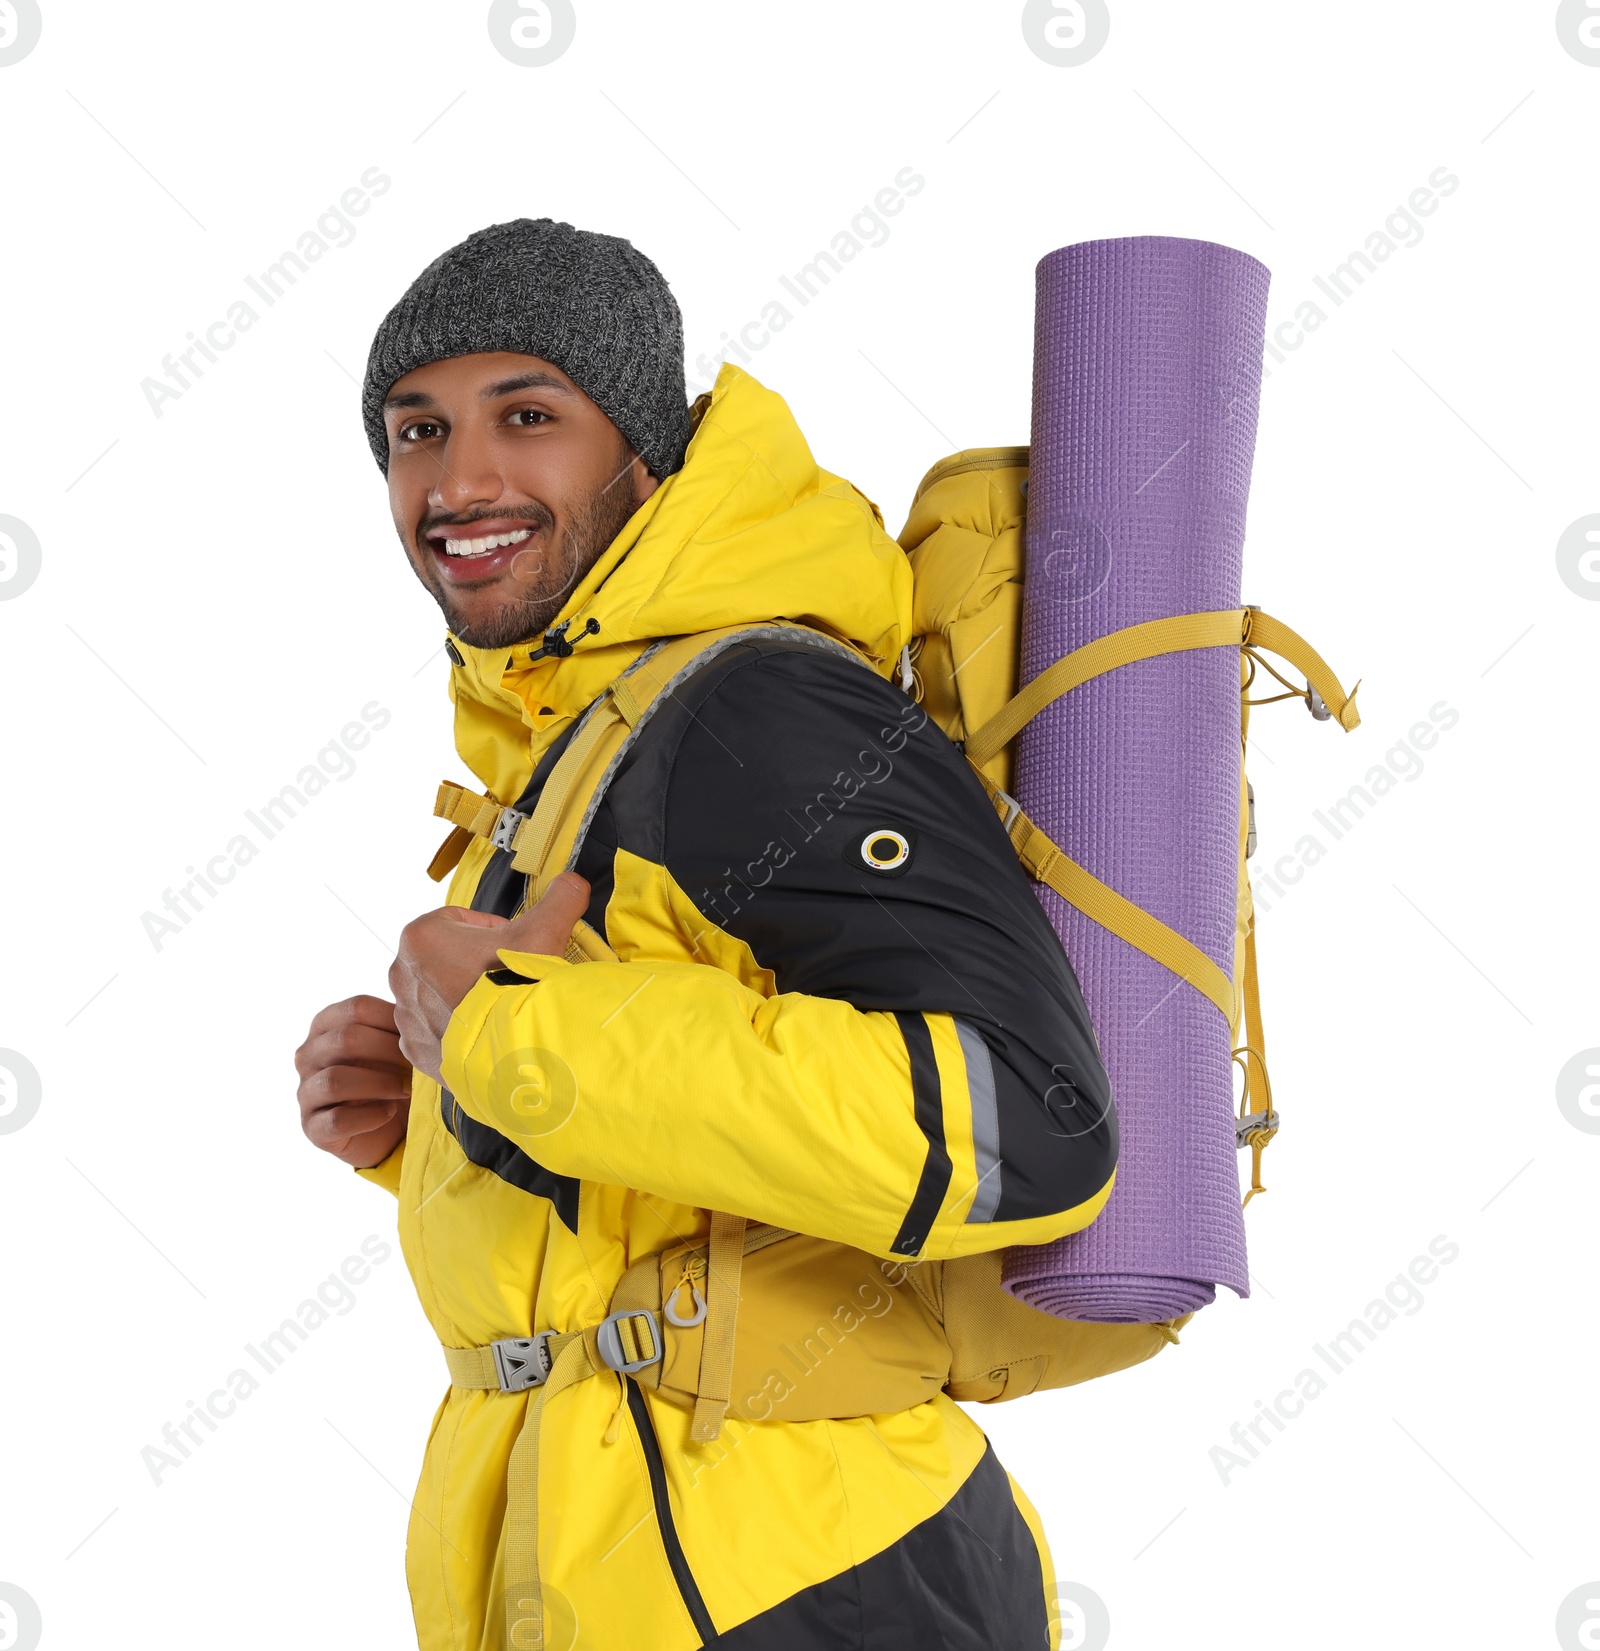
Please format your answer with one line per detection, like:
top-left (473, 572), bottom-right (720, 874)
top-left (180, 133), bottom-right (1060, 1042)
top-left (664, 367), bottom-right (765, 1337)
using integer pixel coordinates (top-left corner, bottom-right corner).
top-left (1001, 236), bottom-right (1271, 1324)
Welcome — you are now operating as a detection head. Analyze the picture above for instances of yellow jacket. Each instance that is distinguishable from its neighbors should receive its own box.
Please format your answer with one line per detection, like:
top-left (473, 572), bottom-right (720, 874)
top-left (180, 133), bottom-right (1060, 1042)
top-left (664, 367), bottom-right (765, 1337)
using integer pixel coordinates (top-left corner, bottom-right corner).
top-left (363, 366), bottom-right (1116, 1649)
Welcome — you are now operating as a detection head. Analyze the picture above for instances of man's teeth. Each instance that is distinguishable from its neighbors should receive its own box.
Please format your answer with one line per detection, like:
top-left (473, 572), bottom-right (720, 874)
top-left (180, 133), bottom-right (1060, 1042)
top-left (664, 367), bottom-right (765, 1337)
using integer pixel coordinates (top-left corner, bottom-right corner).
top-left (441, 527), bottom-right (533, 557)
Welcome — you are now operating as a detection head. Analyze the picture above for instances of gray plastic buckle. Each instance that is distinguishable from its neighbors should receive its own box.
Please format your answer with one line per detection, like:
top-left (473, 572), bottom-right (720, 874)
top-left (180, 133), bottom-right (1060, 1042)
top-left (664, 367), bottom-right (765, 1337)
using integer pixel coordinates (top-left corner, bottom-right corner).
top-left (491, 1331), bottom-right (555, 1393)
top-left (1306, 685), bottom-right (1332, 722)
top-left (1235, 1109), bottom-right (1280, 1148)
top-left (596, 1309), bottom-right (662, 1375)
top-left (490, 806), bottom-right (527, 852)
top-left (993, 788), bottom-right (1023, 833)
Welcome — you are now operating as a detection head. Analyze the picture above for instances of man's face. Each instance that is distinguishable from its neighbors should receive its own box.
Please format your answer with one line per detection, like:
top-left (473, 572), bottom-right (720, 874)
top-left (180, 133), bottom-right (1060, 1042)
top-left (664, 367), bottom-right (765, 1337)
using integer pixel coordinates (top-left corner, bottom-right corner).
top-left (383, 351), bottom-right (659, 650)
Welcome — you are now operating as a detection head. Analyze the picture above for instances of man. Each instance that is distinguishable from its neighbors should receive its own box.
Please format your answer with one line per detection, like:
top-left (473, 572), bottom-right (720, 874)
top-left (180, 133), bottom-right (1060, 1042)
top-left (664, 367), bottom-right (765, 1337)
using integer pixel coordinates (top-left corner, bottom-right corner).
top-left (295, 218), bottom-right (1116, 1650)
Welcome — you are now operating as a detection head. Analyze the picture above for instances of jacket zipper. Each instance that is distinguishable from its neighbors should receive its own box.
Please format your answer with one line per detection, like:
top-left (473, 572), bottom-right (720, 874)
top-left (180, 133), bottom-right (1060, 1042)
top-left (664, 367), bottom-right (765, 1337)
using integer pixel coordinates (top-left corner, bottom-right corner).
top-left (625, 1379), bottom-right (719, 1645)
top-left (913, 444), bottom-right (1030, 501)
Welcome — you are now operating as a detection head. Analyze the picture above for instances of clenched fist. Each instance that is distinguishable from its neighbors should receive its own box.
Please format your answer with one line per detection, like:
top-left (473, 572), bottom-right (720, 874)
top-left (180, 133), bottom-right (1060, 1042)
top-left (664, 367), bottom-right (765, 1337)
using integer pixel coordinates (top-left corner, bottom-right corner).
top-left (296, 995), bottom-right (413, 1168)
top-left (388, 873), bottom-right (590, 1085)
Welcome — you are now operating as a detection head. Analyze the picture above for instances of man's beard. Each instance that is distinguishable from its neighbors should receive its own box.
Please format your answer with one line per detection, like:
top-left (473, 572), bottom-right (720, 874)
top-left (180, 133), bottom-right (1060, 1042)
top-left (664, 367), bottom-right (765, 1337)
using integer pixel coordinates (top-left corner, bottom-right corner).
top-left (422, 467), bottom-right (644, 651)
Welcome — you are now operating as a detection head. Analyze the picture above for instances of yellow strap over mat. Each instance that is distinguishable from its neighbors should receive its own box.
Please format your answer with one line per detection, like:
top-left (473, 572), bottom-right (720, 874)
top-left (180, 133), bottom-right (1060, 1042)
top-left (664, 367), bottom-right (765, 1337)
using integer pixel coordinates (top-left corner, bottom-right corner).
top-left (1243, 608), bottom-right (1361, 732)
top-left (961, 605), bottom-right (1358, 1029)
top-left (964, 609), bottom-right (1249, 769)
top-left (973, 769), bottom-right (1238, 1024)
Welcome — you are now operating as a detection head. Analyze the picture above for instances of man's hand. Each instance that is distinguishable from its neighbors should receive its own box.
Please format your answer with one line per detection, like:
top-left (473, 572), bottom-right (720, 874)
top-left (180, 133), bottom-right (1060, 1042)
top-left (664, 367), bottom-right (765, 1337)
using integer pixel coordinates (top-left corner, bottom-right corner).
top-left (296, 995), bottom-right (414, 1168)
top-left (388, 873), bottom-right (591, 1084)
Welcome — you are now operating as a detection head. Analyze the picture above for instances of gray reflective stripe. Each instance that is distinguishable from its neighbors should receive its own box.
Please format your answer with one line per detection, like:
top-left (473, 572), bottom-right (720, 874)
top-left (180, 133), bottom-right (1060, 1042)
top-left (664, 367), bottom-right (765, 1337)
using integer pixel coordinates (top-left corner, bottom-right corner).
top-left (955, 1017), bottom-right (1002, 1223)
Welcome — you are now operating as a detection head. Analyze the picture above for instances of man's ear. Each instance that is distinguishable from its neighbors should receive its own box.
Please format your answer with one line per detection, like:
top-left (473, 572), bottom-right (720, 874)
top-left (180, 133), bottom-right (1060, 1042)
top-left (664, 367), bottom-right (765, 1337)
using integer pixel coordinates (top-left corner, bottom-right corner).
top-left (632, 452), bottom-right (660, 502)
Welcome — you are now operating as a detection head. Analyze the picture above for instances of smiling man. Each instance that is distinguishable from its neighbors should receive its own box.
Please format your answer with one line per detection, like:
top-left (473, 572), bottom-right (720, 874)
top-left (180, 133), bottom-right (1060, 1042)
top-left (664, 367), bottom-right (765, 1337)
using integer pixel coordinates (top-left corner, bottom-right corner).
top-left (295, 218), bottom-right (1116, 1651)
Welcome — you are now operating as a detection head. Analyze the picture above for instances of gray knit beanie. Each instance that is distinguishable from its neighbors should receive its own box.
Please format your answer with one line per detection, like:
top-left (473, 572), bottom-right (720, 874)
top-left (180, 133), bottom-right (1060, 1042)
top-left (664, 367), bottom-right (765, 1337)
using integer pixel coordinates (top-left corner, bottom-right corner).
top-left (361, 218), bottom-right (691, 479)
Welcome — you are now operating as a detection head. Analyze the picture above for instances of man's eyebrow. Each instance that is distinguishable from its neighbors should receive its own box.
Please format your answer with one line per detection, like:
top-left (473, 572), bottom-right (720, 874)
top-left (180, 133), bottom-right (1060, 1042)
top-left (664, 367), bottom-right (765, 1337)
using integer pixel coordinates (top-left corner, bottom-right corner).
top-left (382, 371), bottom-right (575, 414)
top-left (481, 371), bottom-right (575, 399)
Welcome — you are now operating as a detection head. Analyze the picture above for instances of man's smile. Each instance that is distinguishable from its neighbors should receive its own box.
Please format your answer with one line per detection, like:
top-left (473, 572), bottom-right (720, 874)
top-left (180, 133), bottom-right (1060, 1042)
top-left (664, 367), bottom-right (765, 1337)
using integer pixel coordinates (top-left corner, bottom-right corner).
top-left (422, 516), bottom-right (547, 583)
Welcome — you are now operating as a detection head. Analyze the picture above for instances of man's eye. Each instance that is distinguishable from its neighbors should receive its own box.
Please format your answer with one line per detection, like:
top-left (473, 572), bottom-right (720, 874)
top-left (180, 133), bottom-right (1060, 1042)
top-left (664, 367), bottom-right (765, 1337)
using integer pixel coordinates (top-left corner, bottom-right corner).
top-left (399, 420), bottom-right (443, 442)
top-left (509, 408), bottom-right (550, 427)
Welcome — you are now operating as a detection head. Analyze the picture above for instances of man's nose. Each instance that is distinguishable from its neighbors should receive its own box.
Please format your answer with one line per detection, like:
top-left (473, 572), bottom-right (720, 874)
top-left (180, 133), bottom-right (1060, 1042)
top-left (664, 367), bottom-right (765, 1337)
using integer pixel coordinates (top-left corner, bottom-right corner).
top-left (427, 424), bottom-right (506, 514)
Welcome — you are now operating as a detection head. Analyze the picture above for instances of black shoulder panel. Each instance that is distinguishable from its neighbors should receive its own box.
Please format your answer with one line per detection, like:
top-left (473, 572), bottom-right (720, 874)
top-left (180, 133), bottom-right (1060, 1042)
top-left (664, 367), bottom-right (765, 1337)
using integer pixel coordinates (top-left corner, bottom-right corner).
top-left (438, 1087), bottom-right (581, 1231)
top-left (588, 637), bottom-right (1117, 1226)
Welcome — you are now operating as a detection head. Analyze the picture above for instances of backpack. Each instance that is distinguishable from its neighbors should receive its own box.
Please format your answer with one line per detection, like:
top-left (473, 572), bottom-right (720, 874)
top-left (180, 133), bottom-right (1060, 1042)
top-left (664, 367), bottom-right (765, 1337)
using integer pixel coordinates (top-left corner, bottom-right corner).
top-left (426, 446), bottom-right (1359, 1441)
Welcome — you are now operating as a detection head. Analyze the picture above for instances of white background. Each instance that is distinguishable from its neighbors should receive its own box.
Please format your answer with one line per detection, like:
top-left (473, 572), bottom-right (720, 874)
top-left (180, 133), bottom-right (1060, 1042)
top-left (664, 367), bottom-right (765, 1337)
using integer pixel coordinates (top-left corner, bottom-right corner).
top-left (1, 3), bottom-right (1595, 1648)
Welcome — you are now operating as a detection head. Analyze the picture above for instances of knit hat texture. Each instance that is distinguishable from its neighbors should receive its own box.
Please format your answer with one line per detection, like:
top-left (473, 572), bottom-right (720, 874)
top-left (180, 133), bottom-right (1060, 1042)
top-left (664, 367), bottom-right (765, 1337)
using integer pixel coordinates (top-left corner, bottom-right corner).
top-left (361, 218), bottom-right (690, 478)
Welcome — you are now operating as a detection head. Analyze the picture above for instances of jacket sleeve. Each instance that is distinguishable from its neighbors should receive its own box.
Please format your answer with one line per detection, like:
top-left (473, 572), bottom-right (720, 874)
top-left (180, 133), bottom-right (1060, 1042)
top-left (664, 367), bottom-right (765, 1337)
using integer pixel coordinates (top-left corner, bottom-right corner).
top-left (355, 1142), bottom-right (405, 1196)
top-left (439, 643), bottom-right (1116, 1262)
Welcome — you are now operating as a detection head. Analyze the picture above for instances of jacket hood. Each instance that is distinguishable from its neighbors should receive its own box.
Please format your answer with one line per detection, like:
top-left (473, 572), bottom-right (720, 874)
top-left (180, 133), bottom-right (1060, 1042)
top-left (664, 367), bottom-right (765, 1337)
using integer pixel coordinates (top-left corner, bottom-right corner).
top-left (445, 364), bottom-right (914, 803)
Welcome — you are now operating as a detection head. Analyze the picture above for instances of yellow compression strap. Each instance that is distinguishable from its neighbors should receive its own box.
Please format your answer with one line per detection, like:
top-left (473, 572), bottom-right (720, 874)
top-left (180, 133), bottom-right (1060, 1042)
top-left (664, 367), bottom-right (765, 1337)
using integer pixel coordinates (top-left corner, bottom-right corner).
top-left (963, 607), bottom-right (1359, 770)
top-left (444, 1319), bottom-right (653, 1647)
top-left (975, 769), bottom-right (1239, 1024)
top-left (690, 1212), bottom-right (747, 1443)
top-left (963, 610), bottom-right (1244, 769)
top-left (434, 779), bottom-right (505, 836)
top-left (1243, 608), bottom-right (1362, 732)
top-left (426, 780), bottom-right (510, 882)
top-left (444, 1207), bottom-right (754, 1645)
top-left (1234, 918), bottom-right (1277, 1205)
top-left (963, 606), bottom-right (1359, 1027)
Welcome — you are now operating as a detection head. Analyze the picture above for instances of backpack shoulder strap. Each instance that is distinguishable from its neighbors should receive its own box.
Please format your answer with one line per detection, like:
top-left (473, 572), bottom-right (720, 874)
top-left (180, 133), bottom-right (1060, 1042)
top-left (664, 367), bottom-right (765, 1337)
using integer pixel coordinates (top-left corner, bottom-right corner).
top-left (426, 623), bottom-right (873, 902)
